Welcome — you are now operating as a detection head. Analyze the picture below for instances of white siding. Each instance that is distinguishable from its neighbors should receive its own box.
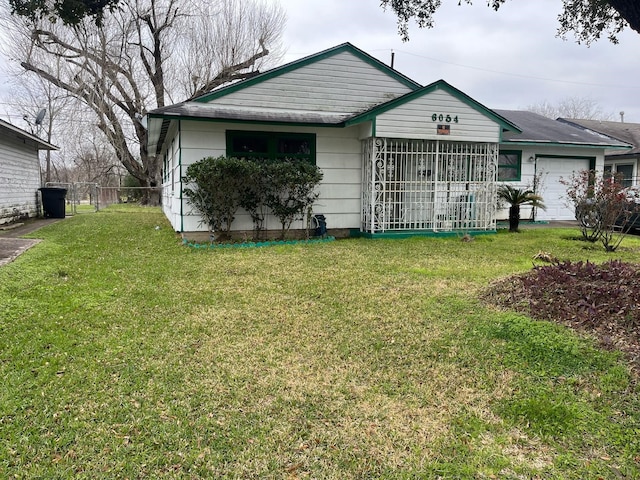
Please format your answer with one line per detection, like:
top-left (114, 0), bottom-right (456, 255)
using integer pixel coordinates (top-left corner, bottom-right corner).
top-left (496, 145), bottom-right (604, 221)
top-left (177, 121), bottom-right (362, 233)
top-left (0, 131), bottom-right (41, 225)
top-left (375, 89), bottom-right (502, 142)
top-left (161, 122), bottom-right (183, 231)
top-left (209, 51), bottom-right (413, 114)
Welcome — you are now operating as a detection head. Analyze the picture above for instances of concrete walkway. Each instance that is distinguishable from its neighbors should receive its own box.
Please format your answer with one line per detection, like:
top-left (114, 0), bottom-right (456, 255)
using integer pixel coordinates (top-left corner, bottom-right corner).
top-left (516, 220), bottom-right (580, 229)
top-left (0, 218), bottom-right (63, 267)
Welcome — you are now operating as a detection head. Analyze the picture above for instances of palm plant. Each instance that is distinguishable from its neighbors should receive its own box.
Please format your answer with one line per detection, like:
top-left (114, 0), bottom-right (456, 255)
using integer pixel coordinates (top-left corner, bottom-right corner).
top-left (497, 185), bottom-right (546, 232)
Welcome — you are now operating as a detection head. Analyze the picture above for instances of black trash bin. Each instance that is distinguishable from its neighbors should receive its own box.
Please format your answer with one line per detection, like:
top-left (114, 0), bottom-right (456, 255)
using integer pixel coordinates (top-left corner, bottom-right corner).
top-left (313, 214), bottom-right (327, 237)
top-left (39, 187), bottom-right (67, 218)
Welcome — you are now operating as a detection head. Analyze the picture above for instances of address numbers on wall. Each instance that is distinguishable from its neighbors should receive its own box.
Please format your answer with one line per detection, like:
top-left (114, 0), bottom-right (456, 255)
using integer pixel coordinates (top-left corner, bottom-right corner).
top-left (431, 114), bottom-right (459, 123)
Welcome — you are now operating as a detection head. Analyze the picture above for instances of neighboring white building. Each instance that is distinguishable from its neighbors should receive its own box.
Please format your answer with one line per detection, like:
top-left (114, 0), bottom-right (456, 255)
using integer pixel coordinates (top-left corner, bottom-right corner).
top-left (558, 118), bottom-right (640, 189)
top-left (147, 43), bottom-right (629, 238)
top-left (0, 119), bottom-right (58, 225)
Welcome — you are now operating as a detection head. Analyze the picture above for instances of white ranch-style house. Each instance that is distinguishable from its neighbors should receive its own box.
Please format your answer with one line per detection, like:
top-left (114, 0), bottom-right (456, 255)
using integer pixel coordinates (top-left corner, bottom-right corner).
top-left (147, 43), bottom-right (629, 238)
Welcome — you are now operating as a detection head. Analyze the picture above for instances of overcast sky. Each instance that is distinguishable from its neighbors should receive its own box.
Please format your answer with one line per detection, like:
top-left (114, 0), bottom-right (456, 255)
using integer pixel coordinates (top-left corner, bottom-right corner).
top-left (277, 0), bottom-right (640, 123)
top-left (2, 0), bottom-right (640, 124)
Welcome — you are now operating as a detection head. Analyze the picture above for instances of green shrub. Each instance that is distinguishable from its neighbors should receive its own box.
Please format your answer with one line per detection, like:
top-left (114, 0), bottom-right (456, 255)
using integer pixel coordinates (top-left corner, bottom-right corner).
top-left (238, 160), bottom-right (271, 240)
top-left (183, 156), bottom-right (248, 239)
top-left (263, 159), bottom-right (323, 239)
top-left (183, 157), bottom-right (323, 241)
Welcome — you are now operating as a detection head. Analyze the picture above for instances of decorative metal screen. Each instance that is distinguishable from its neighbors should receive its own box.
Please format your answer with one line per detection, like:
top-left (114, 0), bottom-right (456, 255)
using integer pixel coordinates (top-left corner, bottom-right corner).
top-left (362, 138), bottom-right (498, 233)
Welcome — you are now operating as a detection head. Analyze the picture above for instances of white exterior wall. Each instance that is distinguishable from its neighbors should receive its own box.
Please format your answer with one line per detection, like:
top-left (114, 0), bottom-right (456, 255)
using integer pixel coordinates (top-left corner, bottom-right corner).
top-left (0, 131), bottom-right (41, 225)
top-left (175, 120), bottom-right (362, 233)
top-left (160, 121), bottom-right (183, 231)
top-left (375, 89), bottom-right (502, 143)
top-left (209, 51), bottom-right (413, 114)
top-left (497, 145), bottom-right (605, 221)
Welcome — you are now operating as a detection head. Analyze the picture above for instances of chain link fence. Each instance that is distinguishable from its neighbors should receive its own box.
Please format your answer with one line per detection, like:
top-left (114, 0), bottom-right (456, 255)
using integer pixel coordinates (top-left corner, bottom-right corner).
top-left (44, 182), bottom-right (162, 215)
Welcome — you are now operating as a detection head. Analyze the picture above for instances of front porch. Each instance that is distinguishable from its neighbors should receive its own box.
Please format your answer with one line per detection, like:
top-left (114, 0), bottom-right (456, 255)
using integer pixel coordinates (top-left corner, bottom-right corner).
top-left (361, 138), bottom-right (499, 235)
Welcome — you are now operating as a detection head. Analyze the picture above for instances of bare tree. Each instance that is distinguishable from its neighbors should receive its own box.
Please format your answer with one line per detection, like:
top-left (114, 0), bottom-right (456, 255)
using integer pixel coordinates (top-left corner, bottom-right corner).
top-left (1, 0), bottom-right (285, 204)
top-left (2, 54), bottom-right (77, 184)
top-left (524, 96), bottom-right (615, 120)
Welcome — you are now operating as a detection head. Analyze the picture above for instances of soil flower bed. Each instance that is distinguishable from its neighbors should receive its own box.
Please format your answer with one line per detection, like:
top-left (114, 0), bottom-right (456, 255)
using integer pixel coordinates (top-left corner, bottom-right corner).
top-left (483, 259), bottom-right (640, 374)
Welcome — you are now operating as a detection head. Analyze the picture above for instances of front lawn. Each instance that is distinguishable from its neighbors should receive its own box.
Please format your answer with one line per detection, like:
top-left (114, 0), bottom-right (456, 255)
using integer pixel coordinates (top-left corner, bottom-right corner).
top-left (1, 206), bottom-right (639, 479)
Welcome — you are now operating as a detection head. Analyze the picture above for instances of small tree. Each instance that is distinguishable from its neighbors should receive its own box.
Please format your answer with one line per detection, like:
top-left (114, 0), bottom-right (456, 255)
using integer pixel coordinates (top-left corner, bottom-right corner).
top-left (563, 169), bottom-right (640, 251)
top-left (183, 156), bottom-right (247, 240)
top-left (263, 160), bottom-right (323, 240)
top-left (497, 185), bottom-right (546, 232)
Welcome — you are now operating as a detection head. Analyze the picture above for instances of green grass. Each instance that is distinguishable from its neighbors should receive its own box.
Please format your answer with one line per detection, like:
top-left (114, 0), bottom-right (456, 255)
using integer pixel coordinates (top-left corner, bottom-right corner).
top-left (1, 205), bottom-right (639, 478)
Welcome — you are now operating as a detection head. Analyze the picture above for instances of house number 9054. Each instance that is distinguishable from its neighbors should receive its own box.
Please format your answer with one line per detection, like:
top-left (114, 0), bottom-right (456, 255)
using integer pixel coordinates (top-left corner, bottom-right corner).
top-left (431, 114), bottom-right (459, 123)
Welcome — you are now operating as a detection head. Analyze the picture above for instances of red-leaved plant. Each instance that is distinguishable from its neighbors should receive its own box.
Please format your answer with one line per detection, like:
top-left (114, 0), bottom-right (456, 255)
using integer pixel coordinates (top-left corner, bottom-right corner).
top-left (561, 170), bottom-right (640, 251)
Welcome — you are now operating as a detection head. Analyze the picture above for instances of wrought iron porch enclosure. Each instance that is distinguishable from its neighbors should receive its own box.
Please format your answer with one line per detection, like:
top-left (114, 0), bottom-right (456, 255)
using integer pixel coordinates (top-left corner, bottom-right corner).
top-left (362, 138), bottom-right (498, 234)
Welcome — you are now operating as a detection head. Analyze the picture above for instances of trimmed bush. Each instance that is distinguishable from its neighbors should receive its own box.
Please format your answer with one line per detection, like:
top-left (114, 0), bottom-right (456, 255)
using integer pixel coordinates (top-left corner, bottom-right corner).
top-left (183, 156), bottom-right (323, 241)
top-left (183, 156), bottom-right (249, 240)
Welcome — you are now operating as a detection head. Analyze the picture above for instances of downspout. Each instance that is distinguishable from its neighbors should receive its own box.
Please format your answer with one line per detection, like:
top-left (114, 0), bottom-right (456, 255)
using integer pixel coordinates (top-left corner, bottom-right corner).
top-left (178, 123), bottom-right (184, 233)
top-left (532, 155), bottom-right (538, 222)
top-left (369, 118), bottom-right (378, 234)
top-left (370, 136), bottom-right (376, 234)
top-left (433, 140), bottom-right (440, 231)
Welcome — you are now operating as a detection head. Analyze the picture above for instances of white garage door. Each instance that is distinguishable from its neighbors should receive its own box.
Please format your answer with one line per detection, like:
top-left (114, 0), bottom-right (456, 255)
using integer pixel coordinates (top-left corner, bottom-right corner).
top-left (536, 157), bottom-right (591, 221)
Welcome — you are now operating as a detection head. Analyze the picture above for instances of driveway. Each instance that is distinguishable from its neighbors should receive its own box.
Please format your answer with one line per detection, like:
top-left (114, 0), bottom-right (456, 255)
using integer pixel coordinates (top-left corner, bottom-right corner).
top-left (0, 218), bottom-right (62, 266)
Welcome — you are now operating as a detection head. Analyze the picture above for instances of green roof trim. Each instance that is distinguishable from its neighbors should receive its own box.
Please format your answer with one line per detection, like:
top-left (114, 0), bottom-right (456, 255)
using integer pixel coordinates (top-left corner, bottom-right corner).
top-left (501, 140), bottom-right (630, 149)
top-left (193, 42), bottom-right (422, 103)
top-left (344, 80), bottom-right (522, 134)
top-left (147, 113), bottom-right (345, 129)
top-left (350, 229), bottom-right (496, 239)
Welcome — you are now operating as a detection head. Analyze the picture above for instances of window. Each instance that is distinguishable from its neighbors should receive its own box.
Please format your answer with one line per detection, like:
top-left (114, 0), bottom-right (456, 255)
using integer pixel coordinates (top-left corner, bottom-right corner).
top-left (226, 130), bottom-right (316, 164)
top-left (605, 163), bottom-right (635, 188)
top-left (615, 164), bottom-right (634, 188)
top-left (498, 151), bottom-right (521, 181)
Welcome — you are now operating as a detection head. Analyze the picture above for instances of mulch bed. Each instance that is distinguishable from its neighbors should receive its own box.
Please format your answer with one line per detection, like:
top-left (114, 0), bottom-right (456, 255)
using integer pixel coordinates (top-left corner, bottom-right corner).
top-left (482, 259), bottom-right (640, 375)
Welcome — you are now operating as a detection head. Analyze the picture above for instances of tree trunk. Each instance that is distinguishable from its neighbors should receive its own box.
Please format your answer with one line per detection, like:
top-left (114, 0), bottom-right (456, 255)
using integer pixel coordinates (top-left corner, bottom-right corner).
top-left (509, 205), bottom-right (520, 232)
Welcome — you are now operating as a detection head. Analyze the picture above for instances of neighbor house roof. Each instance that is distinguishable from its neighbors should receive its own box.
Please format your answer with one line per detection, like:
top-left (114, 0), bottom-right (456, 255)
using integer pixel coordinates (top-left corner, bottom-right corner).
top-left (0, 118), bottom-right (58, 150)
top-left (495, 110), bottom-right (631, 151)
top-left (557, 118), bottom-right (640, 157)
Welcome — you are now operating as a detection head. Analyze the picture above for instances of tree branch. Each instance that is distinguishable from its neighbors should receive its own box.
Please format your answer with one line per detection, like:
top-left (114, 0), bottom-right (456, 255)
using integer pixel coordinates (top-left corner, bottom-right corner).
top-left (188, 43), bottom-right (269, 100)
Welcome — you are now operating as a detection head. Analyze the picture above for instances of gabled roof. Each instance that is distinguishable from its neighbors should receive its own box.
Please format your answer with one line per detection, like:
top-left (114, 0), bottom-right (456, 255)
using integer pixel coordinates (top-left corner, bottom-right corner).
top-left (0, 118), bottom-right (58, 151)
top-left (557, 118), bottom-right (640, 156)
top-left (345, 79), bottom-right (521, 133)
top-left (496, 110), bottom-right (631, 150)
top-left (193, 42), bottom-right (421, 103)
